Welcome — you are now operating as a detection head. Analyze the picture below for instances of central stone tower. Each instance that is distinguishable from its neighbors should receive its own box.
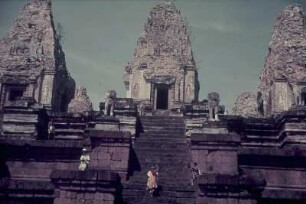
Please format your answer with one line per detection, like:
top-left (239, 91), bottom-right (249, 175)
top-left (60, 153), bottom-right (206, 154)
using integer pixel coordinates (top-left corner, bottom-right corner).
top-left (124, 2), bottom-right (199, 110)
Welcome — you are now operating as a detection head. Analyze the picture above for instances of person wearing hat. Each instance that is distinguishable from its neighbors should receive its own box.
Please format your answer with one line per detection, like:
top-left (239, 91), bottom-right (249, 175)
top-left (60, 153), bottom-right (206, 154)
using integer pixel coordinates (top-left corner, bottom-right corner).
top-left (79, 148), bottom-right (90, 171)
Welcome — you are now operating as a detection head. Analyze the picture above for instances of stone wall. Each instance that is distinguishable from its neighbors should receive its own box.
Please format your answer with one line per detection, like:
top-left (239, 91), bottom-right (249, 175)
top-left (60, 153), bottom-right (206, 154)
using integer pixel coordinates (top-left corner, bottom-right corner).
top-left (86, 129), bottom-right (131, 179)
top-left (191, 111), bottom-right (306, 203)
top-left (191, 132), bottom-right (240, 175)
top-left (0, 140), bottom-right (83, 180)
top-left (51, 170), bottom-right (119, 204)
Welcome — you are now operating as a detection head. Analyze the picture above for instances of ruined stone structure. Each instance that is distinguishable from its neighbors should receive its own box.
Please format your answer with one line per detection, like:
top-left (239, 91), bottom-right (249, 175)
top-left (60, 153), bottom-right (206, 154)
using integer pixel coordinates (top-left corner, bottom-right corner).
top-left (258, 4), bottom-right (306, 116)
top-left (235, 4), bottom-right (306, 117)
top-left (232, 92), bottom-right (261, 118)
top-left (124, 2), bottom-right (199, 111)
top-left (0, 0), bottom-right (75, 112)
top-left (0, 1), bottom-right (306, 204)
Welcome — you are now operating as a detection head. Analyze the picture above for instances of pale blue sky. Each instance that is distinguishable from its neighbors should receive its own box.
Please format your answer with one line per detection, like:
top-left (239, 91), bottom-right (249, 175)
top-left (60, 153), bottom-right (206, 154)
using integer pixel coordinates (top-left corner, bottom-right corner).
top-left (1, 0), bottom-right (306, 110)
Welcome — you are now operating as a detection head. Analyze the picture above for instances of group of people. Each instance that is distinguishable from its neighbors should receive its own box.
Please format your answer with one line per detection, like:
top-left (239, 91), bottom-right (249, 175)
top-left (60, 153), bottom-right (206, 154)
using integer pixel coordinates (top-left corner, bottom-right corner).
top-left (145, 162), bottom-right (201, 197)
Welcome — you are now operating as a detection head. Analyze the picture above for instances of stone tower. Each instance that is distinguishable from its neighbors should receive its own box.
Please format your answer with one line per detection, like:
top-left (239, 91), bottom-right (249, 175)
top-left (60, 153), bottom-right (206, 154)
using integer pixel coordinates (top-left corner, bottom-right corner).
top-left (258, 4), bottom-right (306, 116)
top-left (0, 0), bottom-right (75, 111)
top-left (124, 2), bottom-right (199, 110)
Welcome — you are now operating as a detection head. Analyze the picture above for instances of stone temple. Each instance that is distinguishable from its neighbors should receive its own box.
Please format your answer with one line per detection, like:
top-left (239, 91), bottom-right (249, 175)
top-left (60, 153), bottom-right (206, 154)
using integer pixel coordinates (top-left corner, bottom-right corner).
top-left (0, 1), bottom-right (306, 204)
top-left (124, 2), bottom-right (199, 110)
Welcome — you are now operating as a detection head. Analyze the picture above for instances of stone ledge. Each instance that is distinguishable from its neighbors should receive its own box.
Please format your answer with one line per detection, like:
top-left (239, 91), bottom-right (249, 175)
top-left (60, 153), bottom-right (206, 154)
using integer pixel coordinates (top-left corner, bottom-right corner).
top-left (50, 169), bottom-right (119, 191)
top-left (239, 153), bottom-right (306, 168)
top-left (0, 139), bottom-right (83, 148)
top-left (198, 174), bottom-right (241, 186)
top-left (50, 169), bottom-right (118, 182)
top-left (198, 173), bottom-right (265, 197)
top-left (262, 188), bottom-right (306, 200)
top-left (238, 147), bottom-right (306, 157)
top-left (2, 179), bottom-right (54, 194)
top-left (0, 139), bottom-right (83, 161)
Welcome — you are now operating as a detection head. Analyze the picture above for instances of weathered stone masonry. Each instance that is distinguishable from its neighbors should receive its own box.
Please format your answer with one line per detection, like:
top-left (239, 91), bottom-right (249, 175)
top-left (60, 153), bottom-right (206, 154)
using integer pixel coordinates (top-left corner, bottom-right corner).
top-left (0, 1), bottom-right (306, 204)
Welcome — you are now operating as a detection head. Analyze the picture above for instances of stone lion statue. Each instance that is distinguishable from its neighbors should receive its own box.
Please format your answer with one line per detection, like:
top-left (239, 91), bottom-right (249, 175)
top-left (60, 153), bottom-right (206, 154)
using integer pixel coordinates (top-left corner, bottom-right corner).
top-left (104, 90), bottom-right (117, 116)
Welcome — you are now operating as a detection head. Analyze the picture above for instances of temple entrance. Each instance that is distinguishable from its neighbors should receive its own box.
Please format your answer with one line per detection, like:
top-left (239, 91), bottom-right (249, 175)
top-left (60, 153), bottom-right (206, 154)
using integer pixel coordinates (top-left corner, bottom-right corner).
top-left (7, 86), bottom-right (25, 101)
top-left (301, 87), bottom-right (306, 105)
top-left (156, 87), bottom-right (168, 110)
top-left (302, 93), bottom-right (306, 105)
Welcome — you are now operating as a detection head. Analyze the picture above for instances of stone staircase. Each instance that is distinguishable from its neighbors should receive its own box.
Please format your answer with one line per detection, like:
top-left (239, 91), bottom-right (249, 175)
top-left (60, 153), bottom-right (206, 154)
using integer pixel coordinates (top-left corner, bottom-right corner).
top-left (122, 116), bottom-right (195, 204)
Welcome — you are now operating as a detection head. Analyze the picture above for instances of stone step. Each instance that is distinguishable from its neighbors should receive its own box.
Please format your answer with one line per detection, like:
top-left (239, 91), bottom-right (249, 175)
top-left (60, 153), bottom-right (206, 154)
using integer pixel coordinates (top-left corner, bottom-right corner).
top-left (140, 116), bottom-right (184, 120)
top-left (139, 137), bottom-right (186, 141)
top-left (127, 180), bottom-right (191, 187)
top-left (122, 187), bottom-right (195, 196)
top-left (143, 127), bottom-right (185, 132)
top-left (135, 138), bottom-right (187, 144)
top-left (54, 129), bottom-right (84, 134)
top-left (123, 116), bottom-right (193, 204)
top-left (53, 135), bottom-right (83, 140)
top-left (141, 131), bottom-right (185, 135)
top-left (134, 141), bottom-right (188, 147)
top-left (143, 126), bottom-right (185, 130)
top-left (134, 159), bottom-right (190, 166)
top-left (133, 163), bottom-right (190, 170)
top-left (122, 188), bottom-right (195, 197)
top-left (141, 120), bottom-right (184, 125)
top-left (141, 120), bottom-right (184, 124)
top-left (144, 131), bottom-right (185, 135)
top-left (131, 166), bottom-right (191, 173)
top-left (139, 133), bottom-right (187, 138)
top-left (135, 141), bottom-right (187, 146)
top-left (122, 189), bottom-right (195, 204)
top-left (134, 151), bottom-right (190, 158)
top-left (134, 145), bottom-right (188, 151)
top-left (129, 180), bottom-right (192, 186)
top-left (123, 181), bottom-right (195, 191)
top-left (135, 151), bottom-right (189, 157)
top-left (138, 134), bottom-right (186, 138)
top-left (141, 123), bottom-right (185, 128)
top-left (134, 143), bottom-right (188, 148)
top-left (134, 153), bottom-right (189, 159)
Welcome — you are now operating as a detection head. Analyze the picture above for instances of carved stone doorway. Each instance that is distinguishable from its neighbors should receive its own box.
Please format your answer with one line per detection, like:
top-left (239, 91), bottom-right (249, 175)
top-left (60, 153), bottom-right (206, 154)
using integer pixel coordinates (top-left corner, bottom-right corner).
top-left (301, 87), bottom-right (306, 105)
top-left (156, 86), bottom-right (168, 110)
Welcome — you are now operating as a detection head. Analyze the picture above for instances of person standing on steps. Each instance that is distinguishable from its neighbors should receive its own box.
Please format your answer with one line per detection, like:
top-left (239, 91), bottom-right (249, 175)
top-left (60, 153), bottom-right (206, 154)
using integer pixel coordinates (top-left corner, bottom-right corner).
top-left (147, 166), bottom-right (158, 196)
top-left (48, 119), bottom-right (55, 139)
top-left (191, 162), bottom-right (201, 186)
top-left (79, 148), bottom-right (90, 171)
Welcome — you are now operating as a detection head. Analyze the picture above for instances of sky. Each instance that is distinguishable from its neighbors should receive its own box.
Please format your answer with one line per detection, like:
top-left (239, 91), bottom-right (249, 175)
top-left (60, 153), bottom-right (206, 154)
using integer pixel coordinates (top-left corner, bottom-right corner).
top-left (1, 0), bottom-right (306, 111)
